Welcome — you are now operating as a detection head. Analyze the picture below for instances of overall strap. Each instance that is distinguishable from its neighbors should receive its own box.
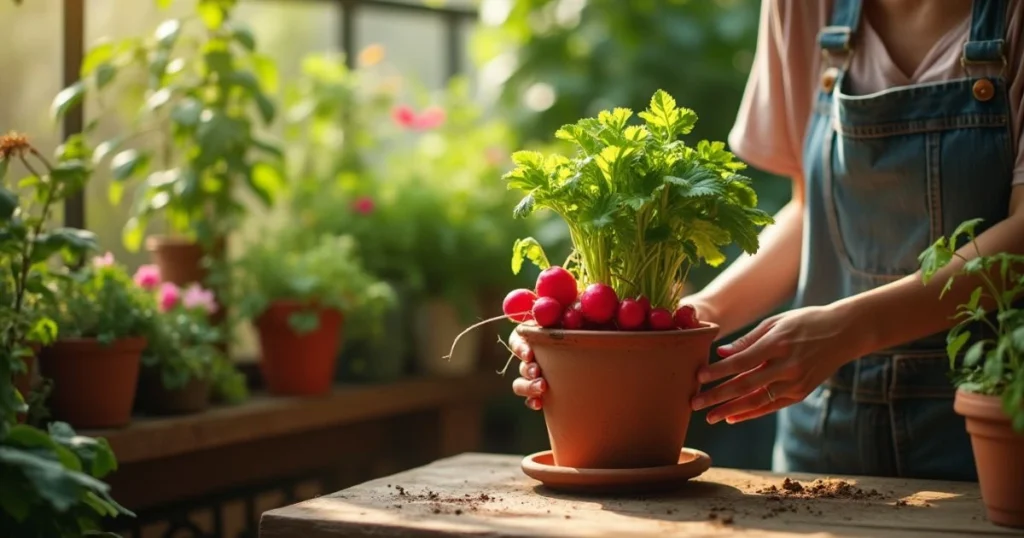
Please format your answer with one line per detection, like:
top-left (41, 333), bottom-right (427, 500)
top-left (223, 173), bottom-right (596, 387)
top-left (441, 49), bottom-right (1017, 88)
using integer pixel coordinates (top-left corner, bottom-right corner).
top-left (818, 0), bottom-right (863, 53)
top-left (963, 0), bottom-right (1010, 72)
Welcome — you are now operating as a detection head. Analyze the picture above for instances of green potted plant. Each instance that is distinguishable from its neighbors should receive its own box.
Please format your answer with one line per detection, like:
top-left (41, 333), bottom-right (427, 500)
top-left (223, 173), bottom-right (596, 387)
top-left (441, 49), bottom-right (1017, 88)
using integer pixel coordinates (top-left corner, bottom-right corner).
top-left (1, 131), bottom-right (134, 536)
top-left (450, 91), bottom-right (773, 469)
top-left (920, 219), bottom-right (1024, 528)
top-left (52, 0), bottom-right (284, 300)
top-left (41, 253), bottom-right (157, 429)
top-left (133, 264), bottom-right (221, 415)
top-left (234, 231), bottom-right (395, 396)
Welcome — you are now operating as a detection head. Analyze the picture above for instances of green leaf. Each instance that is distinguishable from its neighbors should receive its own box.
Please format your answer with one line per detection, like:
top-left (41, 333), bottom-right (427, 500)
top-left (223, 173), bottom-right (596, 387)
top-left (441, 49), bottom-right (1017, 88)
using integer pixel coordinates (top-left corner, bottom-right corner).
top-left (288, 311), bottom-right (321, 334)
top-left (918, 237), bottom-right (953, 282)
top-left (111, 149), bottom-right (149, 181)
top-left (92, 137), bottom-right (124, 165)
top-left (950, 218), bottom-right (984, 248)
top-left (512, 193), bottom-right (535, 218)
top-left (51, 81), bottom-right (86, 120)
top-left (154, 19), bottom-right (182, 48)
top-left (946, 331), bottom-right (970, 361)
top-left (171, 98), bottom-right (202, 127)
top-left (7, 424), bottom-right (57, 450)
top-left (198, 2), bottom-right (226, 29)
top-left (0, 185), bottom-right (17, 221)
top-left (95, 63), bottom-right (117, 89)
top-left (252, 53), bottom-right (279, 94)
top-left (51, 160), bottom-right (90, 191)
top-left (964, 340), bottom-right (986, 367)
top-left (983, 350), bottom-right (1004, 378)
top-left (0, 447), bottom-right (101, 512)
top-left (511, 237), bottom-right (551, 275)
top-left (122, 217), bottom-right (146, 252)
top-left (229, 21), bottom-right (256, 50)
top-left (255, 92), bottom-right (276, 124)
top-left (146, 88), bottom-right (173, 110)
top-left (967, 286), bottom-right (983, 311)
top-left (247, 162), bottom-right (282, 206)
top-left (204, 49), bottom-right (233, 77)
top-left (252, 136), bottom-right (283, 159)
top-left (32, 228), bottom-right (98, 262)
top-left (81, 42), bottom-right (114, 77)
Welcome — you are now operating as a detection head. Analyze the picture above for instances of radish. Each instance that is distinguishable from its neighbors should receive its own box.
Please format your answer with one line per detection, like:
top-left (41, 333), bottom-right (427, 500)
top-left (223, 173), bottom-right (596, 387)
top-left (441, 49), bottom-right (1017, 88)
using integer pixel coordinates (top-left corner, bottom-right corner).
top-left (580, 283), bottom-right (618, 324)
top-left (674, 304), bottom-right (700, 329)
top-left (616, 299), bottom-right (645, 330)
top-left (561, 306), bottom-right (585, 330)
top-left (502, 288), bottom-right (537, 323)
top-left (536, 266), bottom-right (578, 307)
top-left (533, 296), bottom-right (563, 328)
top-left (648, 308), bottom-right (674, 331)
top-left (636, 296), bottom-right (651, 316)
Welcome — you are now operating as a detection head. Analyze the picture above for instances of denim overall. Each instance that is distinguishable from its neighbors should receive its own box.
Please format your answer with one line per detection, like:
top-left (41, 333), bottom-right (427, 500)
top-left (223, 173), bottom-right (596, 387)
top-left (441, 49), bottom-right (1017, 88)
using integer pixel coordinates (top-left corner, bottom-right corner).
top-left (773, 0), bottom-right (1017, 480)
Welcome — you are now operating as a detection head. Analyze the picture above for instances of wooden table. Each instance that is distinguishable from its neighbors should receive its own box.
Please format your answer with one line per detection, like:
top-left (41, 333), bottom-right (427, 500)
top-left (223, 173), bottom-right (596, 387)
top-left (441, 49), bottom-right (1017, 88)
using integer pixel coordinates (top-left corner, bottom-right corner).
top-left (259, 453), bottom-right (1024, 538)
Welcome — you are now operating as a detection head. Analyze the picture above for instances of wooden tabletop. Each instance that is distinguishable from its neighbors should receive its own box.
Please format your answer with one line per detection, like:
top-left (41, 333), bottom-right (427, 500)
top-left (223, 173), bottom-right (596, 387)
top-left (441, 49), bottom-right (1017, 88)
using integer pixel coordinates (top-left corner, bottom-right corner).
top-left (259, 453), bottom-right (1023, 538)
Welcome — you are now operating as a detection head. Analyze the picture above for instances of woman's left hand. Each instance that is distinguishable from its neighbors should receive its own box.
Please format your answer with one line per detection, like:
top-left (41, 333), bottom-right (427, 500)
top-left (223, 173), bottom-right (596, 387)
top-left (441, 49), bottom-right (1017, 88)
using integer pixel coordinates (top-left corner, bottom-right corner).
top-left (690, 304), bottom-right (871, 425)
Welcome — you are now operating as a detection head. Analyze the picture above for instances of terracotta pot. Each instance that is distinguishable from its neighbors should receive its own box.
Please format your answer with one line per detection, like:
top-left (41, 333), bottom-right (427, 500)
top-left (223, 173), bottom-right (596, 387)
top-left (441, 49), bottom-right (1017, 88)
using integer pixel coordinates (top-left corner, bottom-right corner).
top-left (137, 365), bottom-right (211, 416)
top-left (954, 390), bottom-right (1024, 528)
top-left (255, 301), bottom-right (343, 396)
top-left (413, 299), bottom-right (481, 378)
top-left (517, 323), bottom-right (719, 469)
top-left (39, 338), bottom-right (145, 429)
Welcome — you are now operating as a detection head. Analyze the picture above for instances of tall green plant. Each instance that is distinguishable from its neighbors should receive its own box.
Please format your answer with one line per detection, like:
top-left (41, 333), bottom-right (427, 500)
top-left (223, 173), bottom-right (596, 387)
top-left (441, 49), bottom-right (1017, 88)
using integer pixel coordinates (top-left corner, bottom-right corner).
top-left (0, 133), bottom-right (132, 537)
top-left (52, 0), bottom-right (284, 252)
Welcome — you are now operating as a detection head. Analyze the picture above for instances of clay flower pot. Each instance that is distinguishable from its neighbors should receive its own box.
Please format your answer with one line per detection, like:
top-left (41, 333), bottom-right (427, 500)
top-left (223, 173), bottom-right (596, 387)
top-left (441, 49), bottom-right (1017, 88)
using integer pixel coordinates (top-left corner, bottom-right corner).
top-left (954, 390), bottom-right (1024, 528)
top-left (147, 235), bottom-right (224, 286)
top-left (255, 300), bottom-right (344, 396)
top-left (517, 323), bottom-right (719, 469)
top-left (413, 299), bottom-right (481, 378)
top-left (137, 365), bottom-right (211, 416)
top-left (39, 337), bottom-right (146, 429)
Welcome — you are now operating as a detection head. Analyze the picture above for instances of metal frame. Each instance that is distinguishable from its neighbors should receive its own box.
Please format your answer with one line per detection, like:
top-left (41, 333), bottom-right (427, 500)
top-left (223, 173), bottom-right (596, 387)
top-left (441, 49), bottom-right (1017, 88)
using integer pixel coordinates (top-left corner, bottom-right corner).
top-left (59, 0), bottom-right (477, 228)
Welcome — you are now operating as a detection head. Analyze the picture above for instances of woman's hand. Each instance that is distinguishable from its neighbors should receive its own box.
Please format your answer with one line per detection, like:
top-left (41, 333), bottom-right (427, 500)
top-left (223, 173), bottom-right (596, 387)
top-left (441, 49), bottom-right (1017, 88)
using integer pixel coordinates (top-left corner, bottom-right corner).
top-left (691, 304), bottom-right (872, 425)
top-left (510, 298), bottom-right (719, 410)
top-left (509, 328), bottom-right (546, 410)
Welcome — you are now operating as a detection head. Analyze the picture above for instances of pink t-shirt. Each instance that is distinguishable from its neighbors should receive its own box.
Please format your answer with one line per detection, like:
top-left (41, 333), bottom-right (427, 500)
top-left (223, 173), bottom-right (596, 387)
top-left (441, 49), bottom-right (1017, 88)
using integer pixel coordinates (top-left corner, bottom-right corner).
top-left (729, 0), bottom-right (1024, 186)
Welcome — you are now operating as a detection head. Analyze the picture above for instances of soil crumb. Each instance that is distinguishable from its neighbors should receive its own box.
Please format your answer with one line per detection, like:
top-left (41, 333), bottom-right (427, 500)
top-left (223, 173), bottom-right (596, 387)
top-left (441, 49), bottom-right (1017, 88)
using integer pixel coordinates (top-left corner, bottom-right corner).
top-left (757, 478), bottom-right (884, 500)
top-left (388, 486), bottom-right (498, 515)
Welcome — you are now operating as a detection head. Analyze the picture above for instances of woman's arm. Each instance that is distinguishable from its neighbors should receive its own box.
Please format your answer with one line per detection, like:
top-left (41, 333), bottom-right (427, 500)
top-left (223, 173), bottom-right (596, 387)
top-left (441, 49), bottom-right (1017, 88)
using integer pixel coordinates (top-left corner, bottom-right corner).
top-left (688, 178), bottom-right (804, 338)
top-left (839, 186), bottom-right (1024, 352)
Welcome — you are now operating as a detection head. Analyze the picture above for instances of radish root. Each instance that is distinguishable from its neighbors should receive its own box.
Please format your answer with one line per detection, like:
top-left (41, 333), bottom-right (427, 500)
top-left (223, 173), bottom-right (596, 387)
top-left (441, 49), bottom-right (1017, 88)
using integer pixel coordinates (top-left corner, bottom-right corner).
top-left (441, 310), bottom-right (531, 361)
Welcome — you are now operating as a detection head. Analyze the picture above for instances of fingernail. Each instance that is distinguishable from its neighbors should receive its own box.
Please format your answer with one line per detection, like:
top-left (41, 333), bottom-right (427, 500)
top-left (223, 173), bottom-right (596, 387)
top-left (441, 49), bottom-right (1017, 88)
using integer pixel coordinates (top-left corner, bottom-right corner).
top-left (526, 398), bottom-right (541, 410)
top-left (707, 414), bottom-right (721, 425)
top-left (527, 365), bottom-right (539, 378)
top-left (726, 417), bottom-right (737, 425)
top-left (532, 379), bottom-right (547, 393)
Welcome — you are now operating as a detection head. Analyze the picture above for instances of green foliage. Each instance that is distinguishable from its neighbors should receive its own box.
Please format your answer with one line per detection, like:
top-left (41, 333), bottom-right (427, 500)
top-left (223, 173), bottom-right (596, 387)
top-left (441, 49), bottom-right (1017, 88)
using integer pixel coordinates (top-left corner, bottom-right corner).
top-left (504, 90), bottom-right (773, 309)
top-left (919, 218), bottom-right (1024, 432)
top-left (143, 297), bottom-right (222, 390)
top-left (0, 423), bottom-right (133, 537)
top-left (0, 133), bottom-right (130, 536)
top-left (45, 261), bottom-right (158, 345)
top-left (233, 232), bottom-right (395, 336)
top-left (53, 0), bottom-right (284, 253)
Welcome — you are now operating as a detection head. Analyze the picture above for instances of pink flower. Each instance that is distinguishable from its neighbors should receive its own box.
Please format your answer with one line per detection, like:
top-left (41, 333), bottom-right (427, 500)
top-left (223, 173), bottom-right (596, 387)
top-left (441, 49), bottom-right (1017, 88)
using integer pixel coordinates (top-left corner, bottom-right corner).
top-left (133, 264), bottom-right (162, 290)
top-left (92, 252), bottom-right (115, 268)
top-left (158, 282), bottom-right (180, 312)
top-left (391, 105), bottom-right (417, 128)
top-left (182, 283), bottom-right (218, 314)
top-left (412, 106), bottom-right (446, 130)
top-left (352, 196), bottom-right (375, 215)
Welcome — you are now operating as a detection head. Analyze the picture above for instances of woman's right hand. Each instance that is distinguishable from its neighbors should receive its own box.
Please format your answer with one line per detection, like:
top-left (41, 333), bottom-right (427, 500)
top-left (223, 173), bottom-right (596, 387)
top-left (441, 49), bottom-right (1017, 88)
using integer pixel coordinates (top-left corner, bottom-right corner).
top-left (509, 328), bottom-right (546, 410)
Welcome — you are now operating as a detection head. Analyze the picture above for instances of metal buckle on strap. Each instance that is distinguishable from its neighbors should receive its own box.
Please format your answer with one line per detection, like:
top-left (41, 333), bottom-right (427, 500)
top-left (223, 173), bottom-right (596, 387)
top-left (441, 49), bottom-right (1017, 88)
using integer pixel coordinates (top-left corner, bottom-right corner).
top-left (961, 41), bottom-right (1008, 77)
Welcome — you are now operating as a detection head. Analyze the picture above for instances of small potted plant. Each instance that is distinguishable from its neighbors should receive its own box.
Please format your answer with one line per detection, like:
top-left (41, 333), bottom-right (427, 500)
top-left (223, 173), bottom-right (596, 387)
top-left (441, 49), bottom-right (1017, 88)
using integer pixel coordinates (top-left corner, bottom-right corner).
top-left (234, 231), bottom-right (395, 396)
top-left (920, 219), bottom-right (1024, 528)
top-left (133, 264), bottom-right (221, 415)
top-left (41, 253), bottom-right (158, 429)
top-left (448, 91), bottom-right (773, 469)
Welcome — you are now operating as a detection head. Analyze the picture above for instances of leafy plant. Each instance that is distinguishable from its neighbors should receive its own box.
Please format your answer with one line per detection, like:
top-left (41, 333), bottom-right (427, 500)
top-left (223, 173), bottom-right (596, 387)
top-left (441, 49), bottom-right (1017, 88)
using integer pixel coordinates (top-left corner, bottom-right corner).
top-left (0, 423), bottom-right (131, 537)
top-left (505, 90), bottom-right (773, 309)
top-left (233, 231), bottom-right (395, 335)
top-left (0, 133), bottom-right (131, 536)
top-left (45, 256), bottom-right (158, 345)
top-left (920, 218), bottom-right (1024, 432)
top-left (52, 0), bottom-right (284, 252)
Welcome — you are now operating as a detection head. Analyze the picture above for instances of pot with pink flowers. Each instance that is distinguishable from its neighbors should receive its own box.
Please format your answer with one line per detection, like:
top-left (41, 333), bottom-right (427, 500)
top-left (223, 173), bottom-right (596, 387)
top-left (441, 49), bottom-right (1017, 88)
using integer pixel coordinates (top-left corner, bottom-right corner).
top-left (132, 265), bottom-right (227, 415)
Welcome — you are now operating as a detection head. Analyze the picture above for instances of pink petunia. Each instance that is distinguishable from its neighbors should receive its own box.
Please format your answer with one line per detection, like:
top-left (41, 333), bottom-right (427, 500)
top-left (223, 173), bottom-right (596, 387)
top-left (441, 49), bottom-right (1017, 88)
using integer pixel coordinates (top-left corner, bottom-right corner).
top-left (412, 106), bottom-right (446, 130)
top-left (181, 283), bottom-right (218, 314)
top-left (158, 282), bottom-right (180, 312)
top-left (92, 252), bottom-right (115, 268)
top-left (391, 105), bottom-right (417, 129)
top-left (133, 264), bottom-right (162, 291)
top-left (352, 196), bottom-right (375, 215)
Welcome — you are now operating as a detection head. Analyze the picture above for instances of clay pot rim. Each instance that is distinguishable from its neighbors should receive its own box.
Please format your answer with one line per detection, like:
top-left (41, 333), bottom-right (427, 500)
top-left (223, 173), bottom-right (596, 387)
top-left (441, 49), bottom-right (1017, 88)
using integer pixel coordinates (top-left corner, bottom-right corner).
top-left (954, 388), bottom-right (1013, 423)
top-left (516, 321), bottom-right (720, 340)
top-left (46, 336), bottom-right (149, 352)
top-left (146, 235), bottom-right (200, 249)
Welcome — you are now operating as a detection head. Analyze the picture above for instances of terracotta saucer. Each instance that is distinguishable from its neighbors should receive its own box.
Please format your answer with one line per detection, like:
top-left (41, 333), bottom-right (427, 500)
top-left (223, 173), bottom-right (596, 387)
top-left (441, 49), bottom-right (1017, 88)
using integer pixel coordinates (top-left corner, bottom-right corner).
top-left (521, 448), bottom-right (712, 494)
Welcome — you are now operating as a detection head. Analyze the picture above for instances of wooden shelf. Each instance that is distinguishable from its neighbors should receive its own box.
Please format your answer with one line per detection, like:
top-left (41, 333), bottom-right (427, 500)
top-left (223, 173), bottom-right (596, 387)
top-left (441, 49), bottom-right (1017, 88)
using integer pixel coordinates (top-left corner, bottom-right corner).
top-left (83, 372), bottom-right (508, 465)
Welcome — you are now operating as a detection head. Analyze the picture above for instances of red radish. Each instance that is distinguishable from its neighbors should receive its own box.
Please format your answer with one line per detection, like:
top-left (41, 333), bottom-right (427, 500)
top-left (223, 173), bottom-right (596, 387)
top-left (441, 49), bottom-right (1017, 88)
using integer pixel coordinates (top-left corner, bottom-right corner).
top-left (561, 307), bottom-right (585, 330)
top-left (532, 296), bottom-right (563, 328)
top-left (674, 304), bottom-right (700, 329)
top-left (636, 296), bottom-right (651, 316)
top-left (502, 288), bottom-right (537, 323)
top-left (580, 283), bottom-right (618, 324)
top-left (648, 308), bottom-right (674, 331)
top-left (616, 299), bottom-right (645, 330)
top-left (535, 266), bottom-right (578, 307)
